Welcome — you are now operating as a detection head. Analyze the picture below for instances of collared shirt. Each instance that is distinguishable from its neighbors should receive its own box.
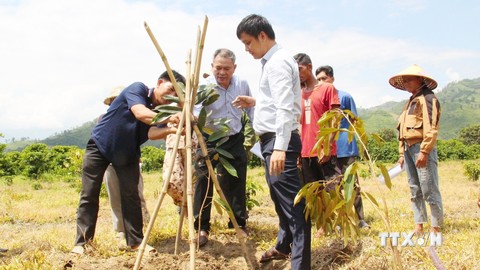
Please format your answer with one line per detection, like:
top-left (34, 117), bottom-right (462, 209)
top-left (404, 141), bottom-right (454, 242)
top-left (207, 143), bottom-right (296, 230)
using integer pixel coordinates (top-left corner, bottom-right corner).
top-left (255, 44), bottom-right (301, 151)
top-left (92, 82), bottom-right (153, 165)
top-left (196, 75), bottom-right (252, 136)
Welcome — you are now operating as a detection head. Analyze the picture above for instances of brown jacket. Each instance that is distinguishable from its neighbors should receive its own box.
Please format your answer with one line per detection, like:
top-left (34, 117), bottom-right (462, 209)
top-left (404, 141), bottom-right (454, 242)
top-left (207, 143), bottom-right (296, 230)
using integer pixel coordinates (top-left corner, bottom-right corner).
top-left (397, 88), bottom-right (441, 156)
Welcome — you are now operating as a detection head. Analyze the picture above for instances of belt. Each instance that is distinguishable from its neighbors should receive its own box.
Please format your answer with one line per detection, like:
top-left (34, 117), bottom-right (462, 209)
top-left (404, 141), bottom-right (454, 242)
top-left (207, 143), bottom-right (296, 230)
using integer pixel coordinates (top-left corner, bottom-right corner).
top-left (259, 132), bottom-right (275, 143)
top-left (259, 130), bottom-right (299, 144)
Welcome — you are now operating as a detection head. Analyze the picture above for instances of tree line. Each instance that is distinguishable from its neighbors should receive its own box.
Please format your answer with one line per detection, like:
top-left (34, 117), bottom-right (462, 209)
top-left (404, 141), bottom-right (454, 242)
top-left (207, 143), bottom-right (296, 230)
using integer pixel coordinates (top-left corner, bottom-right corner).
top-left (1, 125), bottom-right (479, 182)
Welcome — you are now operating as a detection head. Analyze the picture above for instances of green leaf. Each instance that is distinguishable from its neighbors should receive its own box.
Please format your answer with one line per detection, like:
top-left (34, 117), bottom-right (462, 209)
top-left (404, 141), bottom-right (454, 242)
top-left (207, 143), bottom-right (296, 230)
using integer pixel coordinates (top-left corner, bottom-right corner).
top-left (153, 104), bottom-right (182, 114)
top-left (363, 191), bottom-right (379, 207)
top-left (346, 127), bottom-right (355, 143)
top-left (219, 156), bottom-right (238, 177)
top-left (195, 84), bottom-right (215, 104)
top-left (216, 148), bottom-right (234, 159)
top-left (198, 108), bottom-right (207, 131)
top-left (342, 162), bottom-right (358, 202)
top-left (379, 163), bottom-right (392, 189)
top-left (203, 127), bottom-right (214, 135)
top-left (213, 198), bottom-right (224, 215)
top-left (207, 129), bottom-right (229, 142)
top-left (294, 192), bottom-right (304, 206)
top-left (215, 136), bottom-right (229, 147)
top-left (372, 133), bottom-right (384, 145)
top-left (163, 95), bottom-right (180, 104)
top-left (151, 112), bottom-right (171, 124)
top-left (203, 93), bottom-right (220, 106)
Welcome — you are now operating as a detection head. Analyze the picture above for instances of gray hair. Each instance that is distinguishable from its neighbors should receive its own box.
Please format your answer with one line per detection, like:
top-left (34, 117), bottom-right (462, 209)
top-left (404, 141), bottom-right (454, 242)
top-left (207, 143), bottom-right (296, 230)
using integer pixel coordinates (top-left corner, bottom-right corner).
top-left (213, 48), bottom-right (236, 64)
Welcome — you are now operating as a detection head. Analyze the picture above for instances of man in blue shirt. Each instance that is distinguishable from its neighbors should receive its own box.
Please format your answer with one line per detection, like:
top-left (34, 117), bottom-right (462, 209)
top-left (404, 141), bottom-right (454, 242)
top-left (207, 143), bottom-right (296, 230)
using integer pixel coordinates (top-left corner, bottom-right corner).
top-left (193, 48), bottom-right (253, 247)
top-left (71, 70), bottom-right (186, 255)
top-left (235, 14), bottom-right (311, 270)
top-left (316, 65), bottom-right (369, 229)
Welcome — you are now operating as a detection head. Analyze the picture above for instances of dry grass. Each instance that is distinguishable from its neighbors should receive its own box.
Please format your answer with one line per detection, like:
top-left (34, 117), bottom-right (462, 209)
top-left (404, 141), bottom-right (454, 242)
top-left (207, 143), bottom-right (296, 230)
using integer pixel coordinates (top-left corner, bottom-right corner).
top-left (1, 160), bottom-right (480, 269)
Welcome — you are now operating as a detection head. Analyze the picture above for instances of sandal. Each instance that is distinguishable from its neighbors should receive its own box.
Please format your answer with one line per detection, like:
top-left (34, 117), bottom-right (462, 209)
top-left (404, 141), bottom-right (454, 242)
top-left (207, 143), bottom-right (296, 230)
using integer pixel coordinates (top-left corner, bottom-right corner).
top-left (70, 245), bottom-right (85, 255)
top-left (131, 244), bottom-right (157, 254)
top-left (259, 247), bottom-right (289, 263)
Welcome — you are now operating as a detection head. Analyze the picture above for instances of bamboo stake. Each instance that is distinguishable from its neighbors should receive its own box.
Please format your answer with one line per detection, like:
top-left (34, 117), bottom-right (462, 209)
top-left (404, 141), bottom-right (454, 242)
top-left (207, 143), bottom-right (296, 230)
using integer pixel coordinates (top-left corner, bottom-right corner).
top-left (144, 22), bottom-right (185, 105)
top-left (187, 17), bottom-right (252, 264)
top-left (184, 49), bottom-right (196, 269)
top-left (174, 175), bottom-right (187, 254)
top-left (142, 18), bottom-right (252, 269)
top-left (187, 18), bottom-right (252, 267)
top-left (190, 16), bottom-right (208, 112)
top-left (133, 105), bottom-right (187, 270)
top-left (191, 125), bottom-right (253, 269)
top-left (173, 20), bottom-right (205, 255)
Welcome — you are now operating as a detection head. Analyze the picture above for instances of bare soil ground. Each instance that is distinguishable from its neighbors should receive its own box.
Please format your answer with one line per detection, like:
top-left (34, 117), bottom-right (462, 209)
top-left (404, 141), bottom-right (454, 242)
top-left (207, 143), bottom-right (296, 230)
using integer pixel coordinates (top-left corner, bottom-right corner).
top-left (2, 162), bottom-right (480, 269)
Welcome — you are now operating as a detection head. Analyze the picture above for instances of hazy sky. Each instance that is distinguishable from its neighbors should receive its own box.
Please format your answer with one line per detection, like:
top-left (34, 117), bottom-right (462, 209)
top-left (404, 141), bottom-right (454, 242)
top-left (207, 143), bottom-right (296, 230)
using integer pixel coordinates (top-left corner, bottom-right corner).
top-left (1, 0), bottom-right (479, 141)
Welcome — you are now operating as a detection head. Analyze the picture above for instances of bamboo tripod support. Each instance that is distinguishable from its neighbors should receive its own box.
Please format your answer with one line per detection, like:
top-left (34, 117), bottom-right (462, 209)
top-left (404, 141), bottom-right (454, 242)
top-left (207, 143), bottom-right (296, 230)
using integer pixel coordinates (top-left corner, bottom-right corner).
top-left (134, 18), bottom-right (253, 269)
top-left (133, 104), bottom-right (187, 270)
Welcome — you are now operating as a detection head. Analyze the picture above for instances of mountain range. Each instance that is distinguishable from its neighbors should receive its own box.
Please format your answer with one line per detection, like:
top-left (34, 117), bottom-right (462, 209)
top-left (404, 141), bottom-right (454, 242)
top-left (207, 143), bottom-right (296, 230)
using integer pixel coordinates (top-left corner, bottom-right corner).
top-left (5, 77), bottom-right (480, 151)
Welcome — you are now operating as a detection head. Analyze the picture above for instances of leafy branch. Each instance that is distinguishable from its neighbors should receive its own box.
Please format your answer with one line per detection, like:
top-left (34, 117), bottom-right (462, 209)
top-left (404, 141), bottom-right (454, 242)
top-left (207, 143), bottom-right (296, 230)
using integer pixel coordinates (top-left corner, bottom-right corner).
top-left (294, 108), bottom-right (403, 269)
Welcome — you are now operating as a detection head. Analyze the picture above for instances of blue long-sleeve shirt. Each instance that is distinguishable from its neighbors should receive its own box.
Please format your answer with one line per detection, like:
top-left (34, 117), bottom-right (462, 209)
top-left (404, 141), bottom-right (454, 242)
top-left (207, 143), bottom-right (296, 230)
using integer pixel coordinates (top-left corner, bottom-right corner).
top-left (337, 90), bottom-right (359, 158)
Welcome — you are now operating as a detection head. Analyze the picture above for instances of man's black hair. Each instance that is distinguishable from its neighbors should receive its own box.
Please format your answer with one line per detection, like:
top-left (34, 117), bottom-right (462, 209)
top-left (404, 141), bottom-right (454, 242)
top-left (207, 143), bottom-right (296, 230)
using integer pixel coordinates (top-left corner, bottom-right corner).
top-left (293, 53), bottom-right (312, 66)
top-left (315, 65), bottom-right (334, 77)
top-left (159, 70), bottom-right (186, 85)
top-left (236, 14), bottom-right (275, 40)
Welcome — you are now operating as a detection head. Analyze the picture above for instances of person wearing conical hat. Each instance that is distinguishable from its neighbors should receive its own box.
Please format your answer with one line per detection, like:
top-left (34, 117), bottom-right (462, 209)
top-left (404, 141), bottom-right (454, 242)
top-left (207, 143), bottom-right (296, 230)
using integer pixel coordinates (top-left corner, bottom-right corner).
top-left (101, 86), bottom-right (151, 244)
top-left (391, 64), bottom-right (443, 234)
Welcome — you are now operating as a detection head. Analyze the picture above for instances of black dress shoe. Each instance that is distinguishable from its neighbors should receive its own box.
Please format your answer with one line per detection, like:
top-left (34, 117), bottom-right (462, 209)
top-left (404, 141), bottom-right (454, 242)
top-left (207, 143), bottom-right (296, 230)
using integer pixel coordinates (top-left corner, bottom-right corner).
top-left (198, 231), bottom-right (209, 247)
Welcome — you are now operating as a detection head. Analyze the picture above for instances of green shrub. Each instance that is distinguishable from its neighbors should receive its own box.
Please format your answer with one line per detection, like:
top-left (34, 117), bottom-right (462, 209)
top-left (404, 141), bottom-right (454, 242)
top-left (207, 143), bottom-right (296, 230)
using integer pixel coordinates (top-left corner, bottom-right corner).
top-left (1, 176), bottom-right (13, 186)
top-left (20, 143), bottom-right (50, 179)
top-left (141, 146), bottom-right (165, 172)
top-left (48, 145), bottom-right (83, 176)
top-left (458, 124), bottom-right (480, 145)
top-left (437, 139), bottom-right (471, 161)
top-left (367, 140), bottom-right (398, 163)
top-left (464, 160), bottom-right (480, 181)
top-left (247, 154), bottom-right (262, 168)
top-left (31, 181), bottom-right (43, 190)
top-left (245, 179), bottom-right (263, 211)
top-left (3, 151), bottom-right (23, 176)
top-left (465, 144), bottom-right (480, 160)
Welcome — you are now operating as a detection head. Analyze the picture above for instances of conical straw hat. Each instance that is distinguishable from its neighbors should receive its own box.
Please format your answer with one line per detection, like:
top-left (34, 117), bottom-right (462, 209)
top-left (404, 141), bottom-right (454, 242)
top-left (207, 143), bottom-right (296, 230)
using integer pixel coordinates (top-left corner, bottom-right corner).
top-left (103, 85), bottom-right (124, 105)
top-left (389, 64), bottom-right (437, 91)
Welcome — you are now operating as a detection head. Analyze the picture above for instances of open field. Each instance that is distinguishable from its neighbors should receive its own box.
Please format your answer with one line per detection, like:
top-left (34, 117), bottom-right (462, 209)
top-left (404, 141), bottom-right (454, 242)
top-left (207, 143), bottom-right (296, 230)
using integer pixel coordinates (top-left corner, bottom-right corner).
top-left (1, 160), bottom-right (480, 269)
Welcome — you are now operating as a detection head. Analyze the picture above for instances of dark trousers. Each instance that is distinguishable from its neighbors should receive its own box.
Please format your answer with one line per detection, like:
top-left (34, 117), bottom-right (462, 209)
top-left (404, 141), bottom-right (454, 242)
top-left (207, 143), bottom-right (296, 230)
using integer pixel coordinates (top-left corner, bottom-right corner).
top-left (260, 132), bottom-right (311, 270)
top-left (193, 132), bottom-right (247, 232)
top-left (300, 156), bottom-right (341, 186)
top-left (75, 139), bottom-right (143, 247)
top-left (337, 156), bottom-right (365, 221)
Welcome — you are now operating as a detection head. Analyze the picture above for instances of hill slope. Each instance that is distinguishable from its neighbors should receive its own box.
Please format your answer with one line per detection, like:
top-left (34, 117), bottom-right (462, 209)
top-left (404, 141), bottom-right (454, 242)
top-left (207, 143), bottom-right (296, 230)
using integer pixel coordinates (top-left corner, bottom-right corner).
top-left (5, 119), bottom-right (164, 151)
top-left (5, 77), bottom-right (480, 151)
